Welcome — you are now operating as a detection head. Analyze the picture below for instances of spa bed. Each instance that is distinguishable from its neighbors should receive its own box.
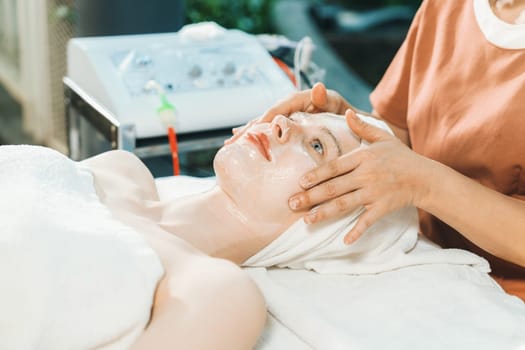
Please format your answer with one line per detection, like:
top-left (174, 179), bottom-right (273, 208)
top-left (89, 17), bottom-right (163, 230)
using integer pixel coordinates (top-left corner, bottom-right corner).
top-left (157, 175), bottom-right (525, 350)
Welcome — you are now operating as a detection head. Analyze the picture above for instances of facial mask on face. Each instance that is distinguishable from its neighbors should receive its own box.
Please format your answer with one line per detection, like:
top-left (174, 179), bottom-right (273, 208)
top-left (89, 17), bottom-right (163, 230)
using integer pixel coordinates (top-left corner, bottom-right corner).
top-left (242, 116), bottom-right (419, 274)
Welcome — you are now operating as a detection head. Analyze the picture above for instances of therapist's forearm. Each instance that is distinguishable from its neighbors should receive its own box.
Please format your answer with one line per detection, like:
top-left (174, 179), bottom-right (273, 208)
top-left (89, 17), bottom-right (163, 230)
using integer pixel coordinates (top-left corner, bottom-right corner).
top-left (419, 159), bottom-right (525, 268)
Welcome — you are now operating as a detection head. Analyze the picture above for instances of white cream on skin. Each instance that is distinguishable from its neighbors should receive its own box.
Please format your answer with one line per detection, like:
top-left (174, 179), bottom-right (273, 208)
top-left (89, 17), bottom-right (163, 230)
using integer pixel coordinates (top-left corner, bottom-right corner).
top-left (214, 112), bottom-right (360, 232)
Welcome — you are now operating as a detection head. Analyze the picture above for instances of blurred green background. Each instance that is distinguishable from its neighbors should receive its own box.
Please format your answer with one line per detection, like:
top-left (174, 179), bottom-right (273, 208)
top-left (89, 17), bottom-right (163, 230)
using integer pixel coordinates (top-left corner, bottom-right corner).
top-left (185, 0), bottom-right (276, 33)
top-left (329, 0), bottom-right (422, 9)
top-left (184, 0), bottom-right (422, 34)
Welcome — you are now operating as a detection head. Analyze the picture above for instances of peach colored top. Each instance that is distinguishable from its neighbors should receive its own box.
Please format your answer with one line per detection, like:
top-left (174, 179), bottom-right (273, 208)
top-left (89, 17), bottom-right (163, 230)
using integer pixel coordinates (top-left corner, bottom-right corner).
top-left (370, 0), bottom-right (525, 299)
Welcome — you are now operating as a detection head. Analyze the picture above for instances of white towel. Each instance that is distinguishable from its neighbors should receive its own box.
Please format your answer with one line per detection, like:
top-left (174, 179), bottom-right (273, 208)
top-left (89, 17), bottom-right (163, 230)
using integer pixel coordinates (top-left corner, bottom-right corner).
top-left (243, 205), bottom-right (414, 273)
top-left (0, 145), bottom-right (163, 350)
top-left (246, 260), bottom-right (525, 350)
top-left (243, 205), bottom-right (489, 274)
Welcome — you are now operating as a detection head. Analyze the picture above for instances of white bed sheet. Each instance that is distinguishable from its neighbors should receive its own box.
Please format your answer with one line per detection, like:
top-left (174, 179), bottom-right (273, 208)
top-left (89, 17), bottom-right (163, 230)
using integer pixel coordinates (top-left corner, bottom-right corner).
top-left (156, 176), bottom-right (525, 350)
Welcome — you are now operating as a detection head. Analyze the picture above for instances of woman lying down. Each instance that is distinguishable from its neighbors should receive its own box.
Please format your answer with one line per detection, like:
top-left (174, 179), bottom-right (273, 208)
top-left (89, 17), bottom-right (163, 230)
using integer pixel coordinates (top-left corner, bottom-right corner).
top-left (0, 112), bottom-right (523, 350)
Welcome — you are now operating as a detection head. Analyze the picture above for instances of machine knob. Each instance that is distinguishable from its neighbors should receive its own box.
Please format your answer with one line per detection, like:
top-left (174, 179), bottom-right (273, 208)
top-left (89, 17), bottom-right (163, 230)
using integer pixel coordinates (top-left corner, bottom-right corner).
top-left (222, 62), bottom-right (236, 76)
top-left (135, 55), bottom-right (153, 67)
top-left (189, 65), bottom-right (203, 78)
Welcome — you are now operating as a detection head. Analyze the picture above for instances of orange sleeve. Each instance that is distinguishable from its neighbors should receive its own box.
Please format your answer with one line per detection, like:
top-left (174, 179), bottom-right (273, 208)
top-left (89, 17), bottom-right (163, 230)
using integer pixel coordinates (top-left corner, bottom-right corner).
top-left (491, 276), bottom-right (525, 303)
top-left (369, 1), bottom-right (426, 130)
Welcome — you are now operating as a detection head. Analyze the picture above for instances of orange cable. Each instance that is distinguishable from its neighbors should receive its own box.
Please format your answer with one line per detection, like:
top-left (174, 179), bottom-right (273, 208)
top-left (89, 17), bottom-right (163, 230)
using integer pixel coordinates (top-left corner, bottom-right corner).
top-left (167, 126), bottom-right (180, 176)
top-left (272, 57), bottom-right (297, 86)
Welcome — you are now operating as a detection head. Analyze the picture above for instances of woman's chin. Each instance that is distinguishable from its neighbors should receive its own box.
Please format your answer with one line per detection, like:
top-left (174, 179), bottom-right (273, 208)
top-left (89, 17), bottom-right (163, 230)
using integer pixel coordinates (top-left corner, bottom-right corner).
top-left (214, 144), bottom-right (261, 183)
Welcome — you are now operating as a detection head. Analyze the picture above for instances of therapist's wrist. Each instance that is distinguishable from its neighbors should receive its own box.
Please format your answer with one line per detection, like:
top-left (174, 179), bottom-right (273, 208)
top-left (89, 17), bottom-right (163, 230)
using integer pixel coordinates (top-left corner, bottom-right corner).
top-left (410, 155), bottom-right (443, 211)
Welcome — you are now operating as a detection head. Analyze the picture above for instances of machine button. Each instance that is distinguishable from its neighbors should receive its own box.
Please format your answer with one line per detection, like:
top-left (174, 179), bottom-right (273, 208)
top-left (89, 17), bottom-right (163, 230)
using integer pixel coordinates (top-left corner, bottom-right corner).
top-left (189, 65), bottom-right (203, 78)
top-left (135, 55), bottom-right (153, 67)
top-left (222, 61), bottom-right (236, 75)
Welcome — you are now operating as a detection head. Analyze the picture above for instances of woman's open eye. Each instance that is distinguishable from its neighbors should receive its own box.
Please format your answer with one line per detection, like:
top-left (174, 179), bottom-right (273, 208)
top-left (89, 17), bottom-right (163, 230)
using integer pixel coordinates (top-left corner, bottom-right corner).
top-left (310, 139), bottom-right (324, 156)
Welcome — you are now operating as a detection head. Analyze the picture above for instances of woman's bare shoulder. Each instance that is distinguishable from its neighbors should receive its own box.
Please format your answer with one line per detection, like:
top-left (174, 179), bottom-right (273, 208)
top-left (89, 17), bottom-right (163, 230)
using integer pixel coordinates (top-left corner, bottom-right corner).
top-left (81, 150), bottom-right (159, 202)
top-left (81, 150), bottom-right (145, 172)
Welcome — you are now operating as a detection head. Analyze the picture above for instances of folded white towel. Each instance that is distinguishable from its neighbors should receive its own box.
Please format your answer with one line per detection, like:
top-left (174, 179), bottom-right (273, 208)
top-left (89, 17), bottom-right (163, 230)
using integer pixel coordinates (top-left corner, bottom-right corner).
top-left (243, 204), bottom-right (489, 274)
top-left (0, 145), bottom-right (163, 350)
top-left (244, 205), bottom-right (412, 272)
top-left (247, 260), bottom-right (525, 350)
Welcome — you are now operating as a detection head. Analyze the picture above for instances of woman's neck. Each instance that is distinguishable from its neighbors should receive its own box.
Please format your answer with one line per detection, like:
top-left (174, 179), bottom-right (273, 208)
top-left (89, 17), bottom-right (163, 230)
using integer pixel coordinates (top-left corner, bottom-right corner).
top-left (491, 0), bottom-right (525, 24)
top-left (159, 186), bottom-right (286, 264)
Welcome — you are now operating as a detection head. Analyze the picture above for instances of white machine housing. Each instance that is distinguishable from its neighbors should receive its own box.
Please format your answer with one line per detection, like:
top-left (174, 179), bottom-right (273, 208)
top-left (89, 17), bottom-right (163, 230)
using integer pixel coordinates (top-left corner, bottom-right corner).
top-left (66, 23), bottom-right (296, 139)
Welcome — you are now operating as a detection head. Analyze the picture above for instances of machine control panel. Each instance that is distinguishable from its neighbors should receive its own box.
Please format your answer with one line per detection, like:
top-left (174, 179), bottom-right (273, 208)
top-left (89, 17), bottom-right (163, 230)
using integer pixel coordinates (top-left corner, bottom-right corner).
top-left (111, 42), bottom-right (267, 97)
top-left (67, 23), bottom-right (296, 139)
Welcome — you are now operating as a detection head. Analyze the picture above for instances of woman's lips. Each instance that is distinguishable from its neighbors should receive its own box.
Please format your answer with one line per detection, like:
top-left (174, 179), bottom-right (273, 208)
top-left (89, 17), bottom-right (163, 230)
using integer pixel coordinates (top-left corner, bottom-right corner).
top-left (246, 132), bottom-right (272, 161)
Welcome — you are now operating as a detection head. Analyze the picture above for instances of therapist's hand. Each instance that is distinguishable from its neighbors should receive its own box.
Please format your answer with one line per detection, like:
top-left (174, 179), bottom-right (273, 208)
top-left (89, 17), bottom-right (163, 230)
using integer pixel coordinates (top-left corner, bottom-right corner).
top-left (260, 82), bottom-right (353, 122)
top-left (288, 109), bottom-right (431, 244)
top-left (224, 82), bottom-right (353, 145)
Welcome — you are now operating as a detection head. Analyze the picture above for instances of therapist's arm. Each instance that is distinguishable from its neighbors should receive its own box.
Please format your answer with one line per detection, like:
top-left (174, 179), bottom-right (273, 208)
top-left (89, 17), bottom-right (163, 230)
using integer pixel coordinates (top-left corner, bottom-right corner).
top-left (418, 158), bottom-right (525, 268)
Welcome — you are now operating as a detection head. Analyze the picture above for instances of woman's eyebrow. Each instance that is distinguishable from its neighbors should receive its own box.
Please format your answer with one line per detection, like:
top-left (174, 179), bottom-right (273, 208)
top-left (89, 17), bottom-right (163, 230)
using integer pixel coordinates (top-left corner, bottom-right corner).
top-left (321, 127), bottom-right (342, 156)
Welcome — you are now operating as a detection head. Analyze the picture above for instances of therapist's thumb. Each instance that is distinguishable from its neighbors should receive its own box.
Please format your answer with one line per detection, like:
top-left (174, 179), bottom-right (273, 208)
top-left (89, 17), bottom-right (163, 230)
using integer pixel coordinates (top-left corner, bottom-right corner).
top-left (345, 109), bottom-right (391, 143)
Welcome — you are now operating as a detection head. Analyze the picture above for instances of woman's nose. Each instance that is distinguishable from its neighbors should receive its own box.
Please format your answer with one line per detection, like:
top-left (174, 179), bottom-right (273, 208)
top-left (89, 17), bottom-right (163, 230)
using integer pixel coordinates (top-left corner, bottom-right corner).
top-left (271, 115), bottom-right (293, 144)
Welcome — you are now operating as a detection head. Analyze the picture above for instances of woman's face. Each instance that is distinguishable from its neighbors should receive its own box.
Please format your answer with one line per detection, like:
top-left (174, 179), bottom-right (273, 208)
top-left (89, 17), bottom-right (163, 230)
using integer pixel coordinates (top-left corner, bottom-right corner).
top-left (214, 112), bottom-right (360, 228)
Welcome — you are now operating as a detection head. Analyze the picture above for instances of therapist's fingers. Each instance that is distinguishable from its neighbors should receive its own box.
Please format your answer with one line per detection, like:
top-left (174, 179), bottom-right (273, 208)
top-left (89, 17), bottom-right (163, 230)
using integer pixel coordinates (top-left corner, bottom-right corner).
top-left (233, 119), bottom-right (256, 136)
top-left (297, 111), bottom-right (394, 191)
top-left (261, 82), bottom-right (352, 123)
top-left (227, 85), bottom-right (357, 146)
top-left (310, 82), bottom-right (328, 108)
top-left (345, 109), bottom-right (393, 143)
top-left (260, 90), bottom-right (317, 123)
top-left (227, 87), bottom-right (321, 146)
top-left (232, 126), bottom-right (242, 135)
top-left (343, 205), bottom-right (386, 245)
top-left (316, 84), bottom-right (354, 115)
top-left (224, 119), bottom-right (257, 145)
top-left (289, 166), bottom-right (360, 211)
top-left (304, 82), bottom-right (354, 116)
top-left (297, 149), bottom-right (362, 192)
top-left (302, 189), bottom-right (365, 225)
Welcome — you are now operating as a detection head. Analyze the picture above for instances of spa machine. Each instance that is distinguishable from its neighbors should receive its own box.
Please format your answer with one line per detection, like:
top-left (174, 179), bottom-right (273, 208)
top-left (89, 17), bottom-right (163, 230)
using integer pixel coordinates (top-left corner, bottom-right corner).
top-left (64, 23), bottom-right (296, 174)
